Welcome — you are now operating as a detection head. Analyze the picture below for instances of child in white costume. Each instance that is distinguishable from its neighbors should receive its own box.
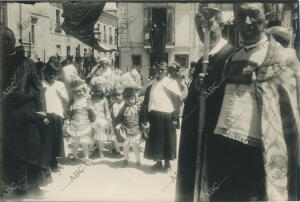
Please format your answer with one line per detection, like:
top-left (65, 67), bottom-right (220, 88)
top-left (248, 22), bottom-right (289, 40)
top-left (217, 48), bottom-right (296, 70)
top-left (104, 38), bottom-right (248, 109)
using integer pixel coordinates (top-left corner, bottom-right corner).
top-left (90, 76), bottom-right (120, 158)
top-left (66, 79), bottom-right (95, 165)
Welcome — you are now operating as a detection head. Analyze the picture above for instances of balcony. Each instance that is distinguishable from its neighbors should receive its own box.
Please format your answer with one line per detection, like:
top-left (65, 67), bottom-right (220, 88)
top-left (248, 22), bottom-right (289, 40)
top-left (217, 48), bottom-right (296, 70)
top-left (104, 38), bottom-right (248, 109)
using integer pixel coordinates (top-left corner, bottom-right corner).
top-left (144, 27), bottom-right (175, 47)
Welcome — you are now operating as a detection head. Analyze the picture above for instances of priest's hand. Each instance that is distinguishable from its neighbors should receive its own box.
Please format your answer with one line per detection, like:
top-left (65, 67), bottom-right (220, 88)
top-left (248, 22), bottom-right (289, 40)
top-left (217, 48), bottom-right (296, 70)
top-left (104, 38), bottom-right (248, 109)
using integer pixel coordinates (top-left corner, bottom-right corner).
top-left (43, 118), bottom-right (50, 125)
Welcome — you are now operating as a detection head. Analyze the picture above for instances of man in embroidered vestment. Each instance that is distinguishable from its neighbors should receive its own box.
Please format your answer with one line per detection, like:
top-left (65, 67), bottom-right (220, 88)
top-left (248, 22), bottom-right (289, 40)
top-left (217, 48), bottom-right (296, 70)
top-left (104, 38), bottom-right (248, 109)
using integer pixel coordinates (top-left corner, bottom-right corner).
top-left (177, 3), bottom-right (300, 201)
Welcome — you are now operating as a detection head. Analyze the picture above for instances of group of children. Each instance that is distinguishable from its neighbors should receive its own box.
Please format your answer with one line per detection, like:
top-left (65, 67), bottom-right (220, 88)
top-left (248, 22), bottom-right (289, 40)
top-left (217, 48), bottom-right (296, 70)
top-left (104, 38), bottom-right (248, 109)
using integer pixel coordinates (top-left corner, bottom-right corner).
top-left (42, 58), bottom-right (146, 169)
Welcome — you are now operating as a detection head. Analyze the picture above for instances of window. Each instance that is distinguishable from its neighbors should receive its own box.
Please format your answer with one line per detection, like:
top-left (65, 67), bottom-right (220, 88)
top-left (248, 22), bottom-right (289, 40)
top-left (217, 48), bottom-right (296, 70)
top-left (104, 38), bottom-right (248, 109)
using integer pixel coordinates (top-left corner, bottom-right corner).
top-left (76, 45), bottom-right (80, 57)
top-left (31, 25), bottom-right (35, 45)
top-left (67, 46), bottom-right (71, 56)
top-left (95, 23), bottom-right (101, 41)
top-left (55, 9), bottom-right (62, 33)
top-left (132, 55), bottom-right (142, 66)
top-left (84, 48), bottom-right (87, 57)
top-left (56, 9), bottom-right (60, 27)
top-left (56, 45), bottom-right (61, 56)
top-left (175, 54), bottom-right (189, 69)
top-left (143, 7), bottom-right (175, 46)
top-left (114, 28), bottom-right (118, 45)
top-left (103, 25), bottom-right (107, 42)
top-left (109, 27), bottom-right (112, 44)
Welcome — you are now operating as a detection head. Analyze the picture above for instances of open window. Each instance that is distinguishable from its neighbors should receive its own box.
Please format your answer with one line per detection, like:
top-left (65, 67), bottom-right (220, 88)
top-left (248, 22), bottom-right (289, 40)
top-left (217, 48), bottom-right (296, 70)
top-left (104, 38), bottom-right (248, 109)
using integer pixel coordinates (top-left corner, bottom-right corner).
top-left (144, 6), bottom-right (174, 46)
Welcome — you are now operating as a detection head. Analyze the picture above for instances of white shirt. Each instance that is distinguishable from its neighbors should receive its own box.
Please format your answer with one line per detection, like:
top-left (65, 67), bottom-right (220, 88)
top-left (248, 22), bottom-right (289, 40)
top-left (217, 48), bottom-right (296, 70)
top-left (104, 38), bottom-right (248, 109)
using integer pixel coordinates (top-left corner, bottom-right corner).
top-left (233, 35), bottom-right (269, 65)
top-left (148, 77), bottom-right (182, 113)
top-left (209, 38), bottom-right (228, 56)
top-left (43, 80), bottom-right (69, 117)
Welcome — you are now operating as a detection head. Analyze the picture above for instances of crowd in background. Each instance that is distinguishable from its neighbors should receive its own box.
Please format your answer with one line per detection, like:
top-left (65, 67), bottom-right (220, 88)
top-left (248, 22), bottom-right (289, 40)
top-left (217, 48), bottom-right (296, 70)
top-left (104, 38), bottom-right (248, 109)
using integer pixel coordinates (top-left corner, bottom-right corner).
top-left (0, 26), bottom-right (190, 199)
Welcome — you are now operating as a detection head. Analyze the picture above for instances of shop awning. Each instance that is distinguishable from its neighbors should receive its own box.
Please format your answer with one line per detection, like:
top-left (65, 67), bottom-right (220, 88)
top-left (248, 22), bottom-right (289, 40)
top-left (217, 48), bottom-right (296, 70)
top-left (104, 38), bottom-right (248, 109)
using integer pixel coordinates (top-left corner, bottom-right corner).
top-left (61, 2), bottom-right (106, 52)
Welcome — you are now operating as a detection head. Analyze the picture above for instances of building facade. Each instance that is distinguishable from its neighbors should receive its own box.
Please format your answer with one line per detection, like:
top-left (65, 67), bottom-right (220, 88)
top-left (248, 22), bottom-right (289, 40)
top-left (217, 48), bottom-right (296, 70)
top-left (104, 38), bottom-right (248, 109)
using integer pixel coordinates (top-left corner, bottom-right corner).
top-left (0, 2), bottom-right (118, 64)
top-left (117, 3), bottom-right (236, 81)
top-left (118, 3), bottom-right (200, 80)
top-left (118, 2), bottom-right (298, 81)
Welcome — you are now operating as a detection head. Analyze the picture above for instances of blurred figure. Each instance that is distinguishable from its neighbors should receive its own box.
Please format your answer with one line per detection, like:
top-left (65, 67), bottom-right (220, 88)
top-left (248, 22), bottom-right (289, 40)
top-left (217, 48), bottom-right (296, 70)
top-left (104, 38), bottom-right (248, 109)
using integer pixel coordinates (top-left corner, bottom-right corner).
top-left (90, 76), bottom-right (118, 158)
top-left (36, 57), bottom-right (45, 79)
top-left (42, 61), bottom-right (69, 172)
top-left (1, 27), bottom-right (50, 197)
top-left (266, 26), bottom-right (292, 48)
top-left (61, 57), bottom-right (80, 106)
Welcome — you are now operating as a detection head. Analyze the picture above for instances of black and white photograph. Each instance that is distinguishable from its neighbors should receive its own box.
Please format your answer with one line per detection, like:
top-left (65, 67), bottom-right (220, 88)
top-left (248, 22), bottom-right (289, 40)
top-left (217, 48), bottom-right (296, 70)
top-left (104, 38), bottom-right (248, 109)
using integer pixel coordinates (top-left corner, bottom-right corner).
top-left (0, 1), bottom-right (299, 201)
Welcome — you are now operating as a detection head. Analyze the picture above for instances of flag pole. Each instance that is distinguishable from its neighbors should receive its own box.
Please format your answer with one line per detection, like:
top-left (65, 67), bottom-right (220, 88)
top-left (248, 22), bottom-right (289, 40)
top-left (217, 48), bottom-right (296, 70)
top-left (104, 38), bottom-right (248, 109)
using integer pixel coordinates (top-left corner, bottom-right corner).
top-left (193, 6), bottom-right (220, 202)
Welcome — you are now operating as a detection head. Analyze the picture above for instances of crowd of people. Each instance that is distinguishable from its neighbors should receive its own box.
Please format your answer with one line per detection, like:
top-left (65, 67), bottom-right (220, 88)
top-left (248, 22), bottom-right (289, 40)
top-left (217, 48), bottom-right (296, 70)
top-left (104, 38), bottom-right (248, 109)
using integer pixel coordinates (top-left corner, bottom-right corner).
top-left (0, 26), bottom-right (188, 199)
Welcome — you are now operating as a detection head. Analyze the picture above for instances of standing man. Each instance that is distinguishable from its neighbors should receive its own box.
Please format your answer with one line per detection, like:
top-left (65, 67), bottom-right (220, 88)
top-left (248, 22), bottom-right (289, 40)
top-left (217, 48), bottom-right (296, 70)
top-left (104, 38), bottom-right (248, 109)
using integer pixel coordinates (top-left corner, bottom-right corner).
top-left (177, 3), bottom-right (300, 201)
top-left (210, 3), bottom-right (299, 201)
top-left (176, 4), bottom-right (236, 202)
top-left (141, 61), bottom-right (182, 172)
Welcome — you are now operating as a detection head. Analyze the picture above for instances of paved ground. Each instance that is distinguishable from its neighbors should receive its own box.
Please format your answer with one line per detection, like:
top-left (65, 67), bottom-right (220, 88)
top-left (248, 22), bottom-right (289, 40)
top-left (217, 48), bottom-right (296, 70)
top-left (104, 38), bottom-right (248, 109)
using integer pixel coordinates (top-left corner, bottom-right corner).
top-left (22, 130), bottom-right (181, 202)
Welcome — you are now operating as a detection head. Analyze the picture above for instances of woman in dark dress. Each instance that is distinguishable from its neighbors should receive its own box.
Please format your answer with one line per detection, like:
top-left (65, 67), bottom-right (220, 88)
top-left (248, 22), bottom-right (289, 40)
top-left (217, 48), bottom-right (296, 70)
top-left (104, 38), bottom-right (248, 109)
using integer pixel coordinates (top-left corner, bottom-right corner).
top-left (1, 27), bottom-right (51, 198)
top-left (141, 61), bottom-right (182, 172)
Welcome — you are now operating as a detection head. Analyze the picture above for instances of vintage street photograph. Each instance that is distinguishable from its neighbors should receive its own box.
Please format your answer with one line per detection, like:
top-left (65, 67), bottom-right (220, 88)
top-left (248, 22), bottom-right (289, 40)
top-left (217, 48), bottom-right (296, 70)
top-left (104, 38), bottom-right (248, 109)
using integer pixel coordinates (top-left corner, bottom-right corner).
top-left (0, 1), bottom-right (299, 201)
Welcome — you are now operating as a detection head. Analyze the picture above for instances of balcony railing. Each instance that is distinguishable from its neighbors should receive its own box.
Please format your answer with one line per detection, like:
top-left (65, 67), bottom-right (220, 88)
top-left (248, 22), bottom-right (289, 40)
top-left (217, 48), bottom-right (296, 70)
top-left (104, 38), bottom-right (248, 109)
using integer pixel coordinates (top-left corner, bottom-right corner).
top-left (144, 27), bottom-right (174, 47)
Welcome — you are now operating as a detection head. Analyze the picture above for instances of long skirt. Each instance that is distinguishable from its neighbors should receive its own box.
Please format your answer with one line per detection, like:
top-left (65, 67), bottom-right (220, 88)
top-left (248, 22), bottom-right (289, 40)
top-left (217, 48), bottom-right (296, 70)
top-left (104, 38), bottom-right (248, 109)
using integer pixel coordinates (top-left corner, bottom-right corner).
top-left (44, 114), bottom-right (65, 168)
top-left (2, 150), bottom-right (52, 195)
top-left (144, 111), bottom-right (177, 161)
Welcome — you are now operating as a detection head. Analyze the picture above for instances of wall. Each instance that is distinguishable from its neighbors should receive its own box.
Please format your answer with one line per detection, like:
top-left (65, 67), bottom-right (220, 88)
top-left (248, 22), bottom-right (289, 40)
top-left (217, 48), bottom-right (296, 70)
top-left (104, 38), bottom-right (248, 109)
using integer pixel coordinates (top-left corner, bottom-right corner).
top-left (6, 2), bottom-right (111, 63)
top-left (118, 2), bottom-right (203, 81)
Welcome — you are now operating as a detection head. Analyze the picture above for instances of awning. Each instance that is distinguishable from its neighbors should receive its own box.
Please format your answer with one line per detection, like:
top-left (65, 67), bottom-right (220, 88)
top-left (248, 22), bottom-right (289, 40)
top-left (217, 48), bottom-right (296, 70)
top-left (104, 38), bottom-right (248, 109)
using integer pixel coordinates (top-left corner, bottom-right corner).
top-left (61, 2), bottom-right (106, 52)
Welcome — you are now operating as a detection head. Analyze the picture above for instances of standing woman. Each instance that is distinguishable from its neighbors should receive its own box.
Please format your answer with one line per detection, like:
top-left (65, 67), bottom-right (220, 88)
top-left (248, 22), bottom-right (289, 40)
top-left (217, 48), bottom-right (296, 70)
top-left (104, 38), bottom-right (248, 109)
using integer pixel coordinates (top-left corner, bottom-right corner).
top-left (141, 61), bottom-right (182, 172)
top-left (1, 27), bottom-right (50, 197)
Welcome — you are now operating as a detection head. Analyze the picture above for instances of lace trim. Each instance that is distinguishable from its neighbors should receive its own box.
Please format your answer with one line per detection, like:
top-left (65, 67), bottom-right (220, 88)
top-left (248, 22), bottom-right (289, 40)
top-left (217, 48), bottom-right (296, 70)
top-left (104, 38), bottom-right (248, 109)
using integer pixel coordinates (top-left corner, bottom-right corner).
top-left (214, 127), bottom-right (262, 147)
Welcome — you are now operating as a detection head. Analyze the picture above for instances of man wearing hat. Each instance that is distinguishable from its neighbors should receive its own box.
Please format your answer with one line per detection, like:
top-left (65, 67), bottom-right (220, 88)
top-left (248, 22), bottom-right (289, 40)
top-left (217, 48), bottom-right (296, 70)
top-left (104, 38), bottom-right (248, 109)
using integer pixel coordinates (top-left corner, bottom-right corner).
top-left (1, 27), bottom-right (50, 196)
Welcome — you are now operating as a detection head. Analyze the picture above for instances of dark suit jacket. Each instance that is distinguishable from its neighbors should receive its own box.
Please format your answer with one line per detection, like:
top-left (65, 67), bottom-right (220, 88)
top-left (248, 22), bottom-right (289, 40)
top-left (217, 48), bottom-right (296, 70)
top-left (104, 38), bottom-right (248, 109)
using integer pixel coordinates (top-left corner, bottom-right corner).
top-left (2, 52), bottom-right (48, 169)
top-left (175, 43), bottom-right (236, 202)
